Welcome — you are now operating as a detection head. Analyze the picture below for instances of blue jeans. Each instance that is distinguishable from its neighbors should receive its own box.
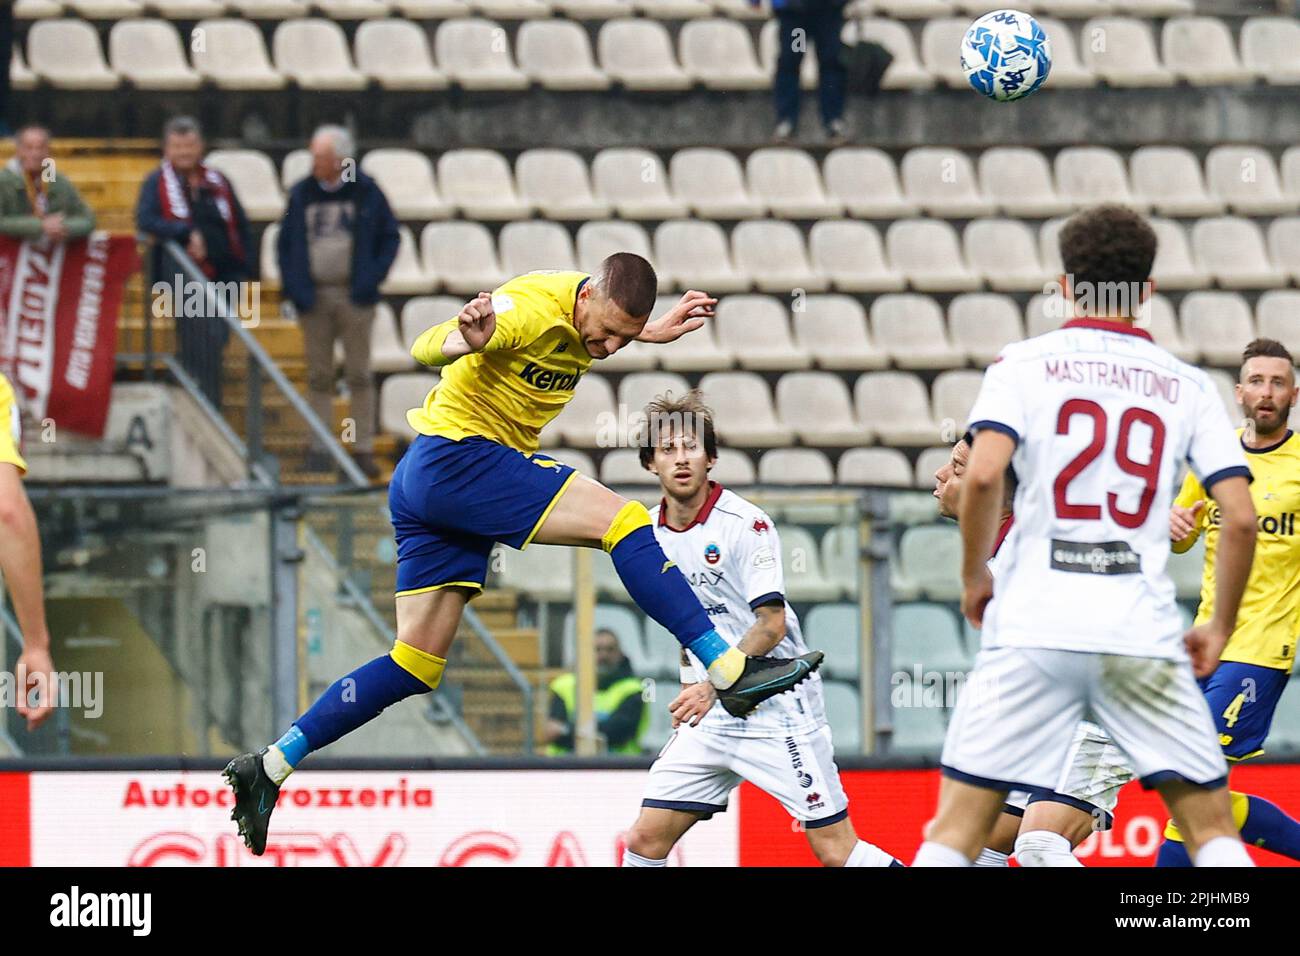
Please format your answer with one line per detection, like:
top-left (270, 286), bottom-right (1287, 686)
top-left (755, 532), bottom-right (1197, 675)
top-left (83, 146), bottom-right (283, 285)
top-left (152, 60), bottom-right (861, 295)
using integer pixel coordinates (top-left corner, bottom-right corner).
top-left (774, 0), bottom-right (846, 128)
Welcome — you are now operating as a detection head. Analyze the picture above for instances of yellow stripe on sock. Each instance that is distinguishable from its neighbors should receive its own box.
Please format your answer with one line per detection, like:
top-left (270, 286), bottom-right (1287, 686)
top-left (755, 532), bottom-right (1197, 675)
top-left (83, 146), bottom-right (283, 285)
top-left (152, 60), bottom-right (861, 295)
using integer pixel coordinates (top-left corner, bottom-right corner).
top-left (1165, 791), bottom-right (1253, 842)
top-left (602, 500), bottom-right (651, 553)
top-left (390, 640), bottom-right (447, 689)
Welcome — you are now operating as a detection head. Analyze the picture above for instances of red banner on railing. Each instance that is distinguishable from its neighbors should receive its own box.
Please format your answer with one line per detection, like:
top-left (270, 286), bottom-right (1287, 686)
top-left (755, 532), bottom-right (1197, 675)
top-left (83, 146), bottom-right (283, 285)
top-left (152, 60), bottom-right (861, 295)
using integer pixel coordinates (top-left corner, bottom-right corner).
top-left (0, 233), bottom-right (138, 439)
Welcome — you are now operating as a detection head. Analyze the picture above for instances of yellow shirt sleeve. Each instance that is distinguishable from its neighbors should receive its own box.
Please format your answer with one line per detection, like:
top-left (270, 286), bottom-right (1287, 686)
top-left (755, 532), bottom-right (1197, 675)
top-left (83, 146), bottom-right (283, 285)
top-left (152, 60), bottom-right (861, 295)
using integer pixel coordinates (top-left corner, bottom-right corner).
top-left (0, 374), bottom-right (27, 475)
top-left (1171, 469), bottom-right (1207, 554)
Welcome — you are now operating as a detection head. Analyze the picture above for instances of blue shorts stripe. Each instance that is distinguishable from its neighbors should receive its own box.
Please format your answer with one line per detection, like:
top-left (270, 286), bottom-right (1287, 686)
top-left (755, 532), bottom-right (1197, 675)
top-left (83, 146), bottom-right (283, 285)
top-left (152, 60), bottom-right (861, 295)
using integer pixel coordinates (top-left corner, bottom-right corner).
top-left (641, 799), bottom-right (727, 817)
top-left (1025, 790), bottom-right (1114, 830)
top-left (804, 808), bottom-right (849, 830)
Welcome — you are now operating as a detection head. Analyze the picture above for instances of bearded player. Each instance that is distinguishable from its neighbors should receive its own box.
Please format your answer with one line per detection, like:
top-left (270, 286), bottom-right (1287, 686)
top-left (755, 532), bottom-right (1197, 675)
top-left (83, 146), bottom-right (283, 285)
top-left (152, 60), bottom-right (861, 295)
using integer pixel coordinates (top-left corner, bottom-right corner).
top-left (225, 256), bottom-right (823, 855)
top-left (1157, 338), bottom-right (1300, 865)
top-left (622, 390), bottom-right (899, 868)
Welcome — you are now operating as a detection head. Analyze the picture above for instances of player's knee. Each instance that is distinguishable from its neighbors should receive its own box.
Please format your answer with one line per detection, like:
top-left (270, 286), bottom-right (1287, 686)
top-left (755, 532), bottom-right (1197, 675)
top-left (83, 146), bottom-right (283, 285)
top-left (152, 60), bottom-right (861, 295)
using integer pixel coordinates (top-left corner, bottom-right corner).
top-left (1013, 829), bottom-right (1081, 867)
top-left (389, 640), bottom-right (446, 691)
top-left (626, 818), bottom-right (674, 860)
top-left (602, 499), bottom-right (652, 553)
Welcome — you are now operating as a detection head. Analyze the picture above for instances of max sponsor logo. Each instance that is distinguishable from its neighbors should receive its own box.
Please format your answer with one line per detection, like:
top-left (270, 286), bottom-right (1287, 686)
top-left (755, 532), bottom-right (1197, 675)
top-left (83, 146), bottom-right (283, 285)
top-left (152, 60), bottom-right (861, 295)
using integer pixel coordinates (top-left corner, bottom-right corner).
top-left (50, 886), bottom-right (151, 937)
top-left (1050, 539), bottom-right (1141, 575)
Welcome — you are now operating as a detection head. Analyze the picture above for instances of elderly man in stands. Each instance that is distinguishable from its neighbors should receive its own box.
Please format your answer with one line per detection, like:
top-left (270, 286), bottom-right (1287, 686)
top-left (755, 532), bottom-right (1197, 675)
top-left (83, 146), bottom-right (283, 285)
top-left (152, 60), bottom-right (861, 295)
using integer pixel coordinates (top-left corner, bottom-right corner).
top-left (0, 125), bottom-right (96, 242)
top-left (136, 116), bottom-right (253, 410)
top-left (278, 125), bottom-right (399, 480)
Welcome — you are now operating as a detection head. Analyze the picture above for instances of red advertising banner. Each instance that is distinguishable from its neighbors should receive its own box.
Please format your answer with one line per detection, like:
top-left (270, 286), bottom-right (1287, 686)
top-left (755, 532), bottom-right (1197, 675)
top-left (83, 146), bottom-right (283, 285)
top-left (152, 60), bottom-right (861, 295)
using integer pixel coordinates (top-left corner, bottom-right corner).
top-left (0, 233), bottom-right (138, 439)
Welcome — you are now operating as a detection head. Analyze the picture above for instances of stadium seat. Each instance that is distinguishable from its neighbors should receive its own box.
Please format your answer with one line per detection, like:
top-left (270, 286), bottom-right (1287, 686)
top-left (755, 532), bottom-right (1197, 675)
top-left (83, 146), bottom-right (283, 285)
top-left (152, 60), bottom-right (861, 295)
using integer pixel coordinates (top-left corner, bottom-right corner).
top-left (1205, 146), bottom-right (1296, 216)
top-left (193, 18), bottom-right (285, 88)
top-left (931, 370), bottom-right (985, 435)
top-left (710, 452), bottom-right (756, 487)
top-left (963, 219), bottom-right (1048, 292)
top-left (1284, 147), bottom-right (1300, 204)
top-left (1114, 0), bottom-right (1193, 14)
top-left (421, 222), bottom-right (504, 293)
top-left (28, 19), bottom-right (119, 88)
top-left (870, 294), bottom-right (965, 369)
top-left (947, 293), bottom-right (1024, 364)
top-left (1167, 536), bottom-right (1206, 601)
top-left (1054, 146), bottom-right (1142, 210)
top-left (1135, 293), bottom-right (1197, 363)
top-left (494, 543), bottom-right (574, 603)
top-left (437, 149), bottom-right (532, 219)
top-left (758, 448), bottom-right (834, 485)
top-left (885, 220), bottom-right (981, 292)
top-left (898, 524), bottom-right (962, 601)
top-left (149, 0), bottom-right (226, 12)
top-left (913, 445), bottom-right (952, 491)
top-left (1026, 291), bottom-right (1070, 338)
top-left (696, 372), bottom-right (794, 447)
top-left (1191, 217), bottom-right (1288, 289)
top-left (653, 220), bottom-right (748, 294)
top-left (259, 224), bottom-right (280, 287)
top-left (1240, 17), bottom-right (1300, 85)
top-left (380, 226), bottom-right (436, 294)
top-left (822, 147), bottom-right (918, 218)
top-left (805, 603), bottom-right (860, 679)
top-left (1038, 216), bottom-right (1066, 277)
top-left (355, 19), bottom-right (448, 90)
top-left (892, 602), bottom-right (971, 673)
top-left (617, 371), bottom-right (689, 411)
top-left (678, 18), bottom-right (766, 90)
top-left (549, 374), bottom-right (616, 447)
top-left (575, 220), bottom-right (655, 276)
top-left (11, 44), bottom-right (36, 91)
top-left (475, 0), bottom-right (553, 18)
top-left (596, 337), bottom-right (658, 373)
top-left (600, 449), bottom-right (659, 486)
top-left (108, 19), bottom-right (201, 90)
top-left (591, 149), bottom-right (689, 220)
top-left (1162, 17), bottom-right (1252, 86)
top-left (281, 149), bottom-right (311, 189)
top-left (1254, 290), bottom-right (1300, 348)
top-left (1036, 17), bottom-right (1096, 88)
top-left (778, 525), bottom-right (840, 602)
top-left (1179, 291), bottom-right (1256, 366)
top-left (1129, 146), bottom-right (1225, 216)
top-left (391, 0), bottom-right (469, 12)
top-left (228, 0), bottom-right (310, 16)
top-left (888, 696), bottom-right (946, 754)
top-left (400, 296), bottom-right (460, 351)
top-left (875, 0), bottom-right (952, 17)
top-left (273, 20), bottom-right (367, 89)
top-left (1267, 218), bottom-right (1300, 285)
top-left (203, 150), bottom-right (285, 220)
top-left (976, 147), bottom-right (1071, 217)
top-left (919, 18), bottom-right (969, 87)
top-left (359, 149), bottom-right (452, 220)
top-left (900, 147), bottom-right (995, 218)
top-left (822, 681), bottom-right (862, 753)
top-left (316, 0), bottom-right (391, 17)
top-left (1080, 17), bottom-right (1174, 87)
top-left (775, 371), bottom-right (872, 446)
top-left (435, 18), bottom-right (529, 90)
top-left (597, 18), bottom-right (691, 90)
top-left (711, 0), bottom-right (766, 20)
top-left (855, 18), bottom-right (934, 90)
top-left (745, 148), bottom-right (842, 219)
top-left (379, 371), bottom-right (438, 435)
top-left (854, 371), bottom-right (942, 446)
top-left (1149, 218), bottom-right (1210, 291)
top-left (670, 148), bottom-right (765, 219)
top-left (646, 295), bottom-right (734, 371)
top-left (838, 447), bottom-right (914, 487)
top-left (820, 524), bottom-right (860, 600)
top-left (793, 294), bottom-right (888, 370)
top-left (713, 295), bottom-right (812, 371)
top-left (516, 19), bottom-right (609, 90)
top-left (806, 223), bottom-right (901, 299)
top-left (1266, 682), bottom-right (1300, 752)
top-left (66, 0), bottom-right (142, 15)
top-left (545, 448), bottom-right (597, 476)
top-left (553, 0), bottom-right (633, 17)
top-left (758, 18), bottom-right (817, 92)
top-left (1205, 368), bottom-right (1242, 422)
top-left (369, 302), bottom-right (413, 373)
top-left (732, 220), bottom-right (828, 293)
top-left (15, 0), bottom-right (66, 17)
top-left (499, 221), bottom-right (578, 275)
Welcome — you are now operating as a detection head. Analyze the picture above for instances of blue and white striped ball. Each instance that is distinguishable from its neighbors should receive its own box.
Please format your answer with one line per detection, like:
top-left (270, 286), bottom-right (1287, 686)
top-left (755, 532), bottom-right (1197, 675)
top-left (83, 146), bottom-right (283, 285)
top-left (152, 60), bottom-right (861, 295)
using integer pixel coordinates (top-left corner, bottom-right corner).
top-left (960, 9), bottom-right (1052, 102)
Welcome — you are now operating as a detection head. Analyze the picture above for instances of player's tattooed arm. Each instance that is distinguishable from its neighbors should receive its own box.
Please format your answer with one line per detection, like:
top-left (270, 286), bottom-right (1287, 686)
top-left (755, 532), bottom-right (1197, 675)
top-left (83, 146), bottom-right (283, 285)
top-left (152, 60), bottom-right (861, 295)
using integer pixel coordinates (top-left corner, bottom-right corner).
top-left (737, 602), bottom-right (786, 657)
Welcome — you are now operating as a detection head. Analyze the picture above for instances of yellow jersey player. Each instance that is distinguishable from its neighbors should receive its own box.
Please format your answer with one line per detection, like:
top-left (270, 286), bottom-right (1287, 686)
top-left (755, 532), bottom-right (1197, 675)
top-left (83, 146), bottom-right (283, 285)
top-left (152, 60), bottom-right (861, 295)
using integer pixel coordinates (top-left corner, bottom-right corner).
top-left (1158, 337), bottom-right (1300, 866)
top-left (224, 254), bottom-right (823, 855)
top-left (0, 372), bottom-right (55, 730)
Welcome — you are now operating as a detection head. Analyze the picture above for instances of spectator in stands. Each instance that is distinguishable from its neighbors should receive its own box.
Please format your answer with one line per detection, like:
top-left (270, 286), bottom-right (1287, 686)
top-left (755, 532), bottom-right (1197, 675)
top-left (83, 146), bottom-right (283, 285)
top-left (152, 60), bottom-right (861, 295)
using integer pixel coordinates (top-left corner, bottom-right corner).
top-left (136, 116), bottom-right (253, 410)
top-left (0, 125), bottom-right (96, 242)
top-left (756, 0), bottom-right (848, 143)
top-left (278, 125), bottom-right (399, 480)
top-left (545, 628), bottom-right (649, 755)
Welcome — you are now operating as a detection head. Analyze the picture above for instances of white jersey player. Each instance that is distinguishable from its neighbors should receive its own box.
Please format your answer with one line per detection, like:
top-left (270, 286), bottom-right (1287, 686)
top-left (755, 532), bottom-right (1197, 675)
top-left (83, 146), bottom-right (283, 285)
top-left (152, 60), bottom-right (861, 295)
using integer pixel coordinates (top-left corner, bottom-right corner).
top-left (622, 389), bottom-right (900, 868)
top-left (914, 205), bottom-right (1259, 868)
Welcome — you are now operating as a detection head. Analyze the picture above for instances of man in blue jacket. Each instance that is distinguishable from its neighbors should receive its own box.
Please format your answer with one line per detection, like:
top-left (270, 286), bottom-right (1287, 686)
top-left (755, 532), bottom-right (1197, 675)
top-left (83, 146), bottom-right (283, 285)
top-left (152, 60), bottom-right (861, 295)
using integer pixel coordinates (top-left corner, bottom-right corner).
top-left (278, 125), bottom-right (399, 479)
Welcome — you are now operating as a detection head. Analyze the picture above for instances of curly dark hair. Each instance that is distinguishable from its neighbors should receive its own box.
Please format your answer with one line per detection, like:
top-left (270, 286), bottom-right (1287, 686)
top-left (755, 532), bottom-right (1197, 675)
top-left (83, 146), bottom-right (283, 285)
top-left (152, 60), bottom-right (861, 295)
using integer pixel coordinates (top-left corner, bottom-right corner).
top-left (1058, 205), bottom-right (1156, 315)
top-left (637, 388), bottom-right (718, 468)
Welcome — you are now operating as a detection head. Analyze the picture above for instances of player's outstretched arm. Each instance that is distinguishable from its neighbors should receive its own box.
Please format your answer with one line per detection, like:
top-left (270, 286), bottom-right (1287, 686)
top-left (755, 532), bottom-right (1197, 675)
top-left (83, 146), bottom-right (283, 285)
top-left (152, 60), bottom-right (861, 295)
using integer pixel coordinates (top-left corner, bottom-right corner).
top-left (0, 464), bottom-right (55, 729)
top-left (410, 292), bottom-right (498, 366)
top-left (958, 431), bottom-right (1015, 629)
top-left (636, 290), bottom-right (716, 344)
top-left (1184, 475), bottom-right (1255, 677)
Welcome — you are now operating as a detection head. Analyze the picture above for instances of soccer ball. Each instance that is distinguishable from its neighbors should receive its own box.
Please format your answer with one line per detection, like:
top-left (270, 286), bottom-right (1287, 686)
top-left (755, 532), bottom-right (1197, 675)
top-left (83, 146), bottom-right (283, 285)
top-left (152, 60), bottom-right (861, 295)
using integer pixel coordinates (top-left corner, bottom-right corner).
top-left (960, 9), bottom-right (1052, 102)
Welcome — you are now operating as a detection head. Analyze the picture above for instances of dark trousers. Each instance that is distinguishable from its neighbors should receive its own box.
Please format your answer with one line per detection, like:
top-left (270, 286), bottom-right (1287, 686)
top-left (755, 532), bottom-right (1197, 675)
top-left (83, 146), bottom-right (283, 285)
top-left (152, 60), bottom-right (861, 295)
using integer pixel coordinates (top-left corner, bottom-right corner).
top-left (774, 0), bottom-right (846, 128)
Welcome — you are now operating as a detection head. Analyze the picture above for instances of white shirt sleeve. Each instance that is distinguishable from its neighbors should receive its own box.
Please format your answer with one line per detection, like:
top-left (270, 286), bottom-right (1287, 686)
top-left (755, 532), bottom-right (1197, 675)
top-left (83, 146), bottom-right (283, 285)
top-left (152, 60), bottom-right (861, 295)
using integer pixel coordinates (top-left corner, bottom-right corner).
top-left (966, 351), bottom-right (1027, 445)
top-left (738, 512), bottom-right (787, 609)
top-left (1186, 373), bottom-right (1252, 491)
